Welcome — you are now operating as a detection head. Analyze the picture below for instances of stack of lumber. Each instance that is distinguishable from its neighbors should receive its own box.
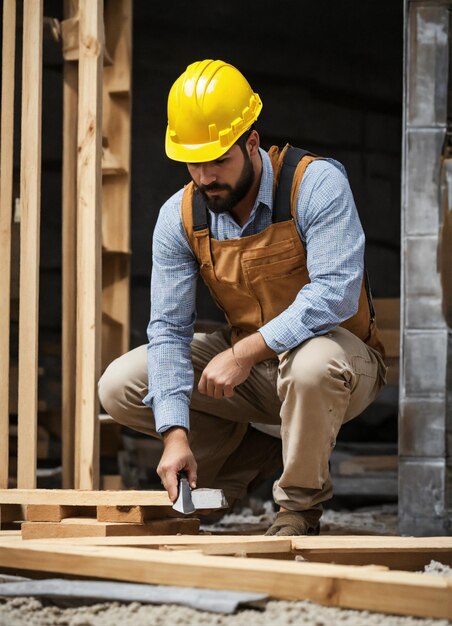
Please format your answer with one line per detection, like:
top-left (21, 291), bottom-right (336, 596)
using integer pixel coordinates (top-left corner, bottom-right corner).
top-left (0, 529), bottom-right (450, 620)
top-left (0, 489), bottom-right (451, 621)
top-left (0, 490), bottom-right (199, 539)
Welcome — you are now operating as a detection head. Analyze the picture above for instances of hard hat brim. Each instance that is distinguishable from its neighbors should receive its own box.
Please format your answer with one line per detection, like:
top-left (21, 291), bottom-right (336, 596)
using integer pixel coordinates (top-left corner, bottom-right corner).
top-left (165, 127), bottom-right (241, 163)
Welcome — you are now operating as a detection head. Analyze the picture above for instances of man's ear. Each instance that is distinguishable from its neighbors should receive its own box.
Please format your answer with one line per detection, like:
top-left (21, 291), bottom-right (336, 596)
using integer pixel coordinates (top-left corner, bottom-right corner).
top-left (247, 130), bottom-right (260, 157)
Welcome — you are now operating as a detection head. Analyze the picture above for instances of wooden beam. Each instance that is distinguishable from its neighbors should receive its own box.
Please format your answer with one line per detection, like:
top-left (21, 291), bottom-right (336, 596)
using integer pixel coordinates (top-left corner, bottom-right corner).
top-left (0, 535), bottom-right (450, 619)
top-left (75, 0), bottom-right (103, 489)
top-left (21, 517), bottom-right (199, 539)
top-left (0, 0), bottom-right (16, 489)
top-left (61, 0), bottom-right (79, 490)
top-left (292, 535), bottom-right (452, 570)
top-left (0, 489), bottom-right (172, 506)
top-left (17, 0), bottom-right (43, 489)
top-left (97, 505), bottom-right (146, 523)
top-left (36, 533), bottom-right (452, 568)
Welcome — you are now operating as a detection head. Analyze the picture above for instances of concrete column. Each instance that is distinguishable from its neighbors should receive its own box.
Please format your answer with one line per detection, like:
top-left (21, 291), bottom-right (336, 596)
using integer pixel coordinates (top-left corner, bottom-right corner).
top-left (400, 1), bottom-right (451, 535)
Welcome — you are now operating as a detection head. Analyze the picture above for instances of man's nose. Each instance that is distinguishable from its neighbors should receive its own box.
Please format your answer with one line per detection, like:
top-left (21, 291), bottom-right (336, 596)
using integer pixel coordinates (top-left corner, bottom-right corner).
top-left (198, 164), bottom-right (216, 186)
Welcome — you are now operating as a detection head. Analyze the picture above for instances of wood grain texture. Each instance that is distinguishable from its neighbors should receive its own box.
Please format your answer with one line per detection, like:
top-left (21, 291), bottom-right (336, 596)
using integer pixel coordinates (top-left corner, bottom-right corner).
top-left (35, 532), bottom-right (452, 568)
top-left (0, 0), bottom-right (16, 489)
top-left (21, 517), bottom-right (199, 539)
top-left (0, 489), bottom-right (172, 506)
top-left (17, 0), bottom-right (43, 489)
top-left (75, 0), bottom-right (103, 490)
top-left (0, 535), bottom-right (450, 619)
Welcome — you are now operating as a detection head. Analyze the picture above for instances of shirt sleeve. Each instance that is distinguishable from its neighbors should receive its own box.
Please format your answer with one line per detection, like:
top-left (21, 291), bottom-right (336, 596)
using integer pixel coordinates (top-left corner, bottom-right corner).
top-left (143, 190), bottom-right (199, 433)
top-left (258, 159), bottom-right (365, 353)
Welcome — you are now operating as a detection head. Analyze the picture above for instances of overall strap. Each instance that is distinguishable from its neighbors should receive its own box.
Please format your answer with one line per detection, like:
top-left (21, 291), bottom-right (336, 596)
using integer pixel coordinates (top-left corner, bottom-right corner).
top-left (192, 189), bottom-right (209, 231)
top-left (273, 146), bottom-right (313, 223)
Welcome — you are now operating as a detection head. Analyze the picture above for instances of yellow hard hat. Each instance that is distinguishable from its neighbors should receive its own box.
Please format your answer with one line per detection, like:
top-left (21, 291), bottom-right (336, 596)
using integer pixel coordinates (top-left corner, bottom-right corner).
top-left (165, 59), bottom-right (263, 163)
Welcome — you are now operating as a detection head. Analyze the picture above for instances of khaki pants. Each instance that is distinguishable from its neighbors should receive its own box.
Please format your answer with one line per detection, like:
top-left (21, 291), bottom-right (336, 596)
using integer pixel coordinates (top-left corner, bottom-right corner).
top-left (98, 327), bottom-right (386, 512)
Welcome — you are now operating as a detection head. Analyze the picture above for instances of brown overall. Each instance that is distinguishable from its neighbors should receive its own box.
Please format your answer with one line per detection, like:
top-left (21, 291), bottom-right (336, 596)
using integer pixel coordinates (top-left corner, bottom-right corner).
top-left (98, 145), bottom-right (386, 515)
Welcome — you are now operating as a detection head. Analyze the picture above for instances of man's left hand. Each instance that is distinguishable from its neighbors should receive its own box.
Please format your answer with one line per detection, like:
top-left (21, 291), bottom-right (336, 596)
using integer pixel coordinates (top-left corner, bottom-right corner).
top-left (198, 348), bottom-right (251, 399)
top-left (198, 332), bottom-right (277, 399)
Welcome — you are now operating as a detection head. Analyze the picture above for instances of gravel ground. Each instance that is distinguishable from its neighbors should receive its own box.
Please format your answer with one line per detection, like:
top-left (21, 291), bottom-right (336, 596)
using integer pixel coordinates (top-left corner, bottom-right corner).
top-left (0, 505), bottom-right (450, 626)
top-left (0, 593), bottom-right (451, 626)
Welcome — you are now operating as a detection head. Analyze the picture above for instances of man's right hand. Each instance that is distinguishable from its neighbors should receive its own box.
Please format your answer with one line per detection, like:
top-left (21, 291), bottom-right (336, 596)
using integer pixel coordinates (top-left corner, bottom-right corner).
top-left (157, 427), bottom-right (197, 502)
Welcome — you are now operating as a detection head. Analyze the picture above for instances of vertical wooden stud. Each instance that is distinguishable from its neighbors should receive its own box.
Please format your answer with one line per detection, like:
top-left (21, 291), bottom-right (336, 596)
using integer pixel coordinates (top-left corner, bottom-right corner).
top-left (0, 0), bottom-right (17, 488)
top-left (62, 0), bottom-right (79, 489)
top-left (75, 0), bottom-right (103, 489)
top-left (17, 0), bottom-right (43, 489)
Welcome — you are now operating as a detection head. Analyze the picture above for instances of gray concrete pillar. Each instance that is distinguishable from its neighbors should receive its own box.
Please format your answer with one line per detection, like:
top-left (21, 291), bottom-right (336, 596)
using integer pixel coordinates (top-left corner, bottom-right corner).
top-left (400, 1), bottom-right (451, 535)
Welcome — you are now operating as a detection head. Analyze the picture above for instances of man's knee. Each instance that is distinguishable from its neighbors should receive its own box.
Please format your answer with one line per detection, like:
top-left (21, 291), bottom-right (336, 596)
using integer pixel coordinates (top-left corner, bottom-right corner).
top-left (278, 335), bottom-right (350, 395)
top-left (98, 358), bottom-right (128, 421)
top-left (98, 344), bottom-right (148, 422)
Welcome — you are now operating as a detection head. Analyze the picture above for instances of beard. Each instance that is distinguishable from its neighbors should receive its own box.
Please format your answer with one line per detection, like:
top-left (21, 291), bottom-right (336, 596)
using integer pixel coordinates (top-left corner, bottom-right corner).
top-left (196, 154), bottom-right (255, 214)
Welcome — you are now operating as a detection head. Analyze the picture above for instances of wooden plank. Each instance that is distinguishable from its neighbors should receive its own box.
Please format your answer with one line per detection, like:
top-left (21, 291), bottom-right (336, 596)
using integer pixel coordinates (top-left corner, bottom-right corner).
top-left (61, 0), bottom-right (79, 490)
top-left (0, 536), bottom-right (450, 619)
top-left (26, 533), bottom-right (452, 567)
top-left (0, 489), bottom-right (172, 506)
top-left (75, 0), bottom-right (103, 490)
top-left (100, 0), bottom-right (132, 369)
top-left (96, 504), bottom-right (186, 523)
top-left (103, 0), bottom-right (132, 94)
top-left (292, 535), bottom-right (452, 570)
top-left (97, 505), bottom-right (145, 523)
top-left (39, 532), bottom-right (452, 552)
top-left (21, 517), bottom-right (199, 539)
top-left (17, 0), bottom-right (43, 489)
top-left (0, 0), bottom-right (16, 489)
top-left (25, 534), bottom-right (295, 552)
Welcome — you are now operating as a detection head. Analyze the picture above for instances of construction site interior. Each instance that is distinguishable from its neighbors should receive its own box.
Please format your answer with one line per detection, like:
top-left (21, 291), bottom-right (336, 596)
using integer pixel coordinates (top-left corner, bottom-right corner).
top-left (0, 1), bottom-right (452, 625)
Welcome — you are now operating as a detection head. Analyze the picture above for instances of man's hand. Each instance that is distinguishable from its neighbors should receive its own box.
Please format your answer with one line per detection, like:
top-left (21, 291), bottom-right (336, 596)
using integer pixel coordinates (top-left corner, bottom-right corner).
top-left (198, 348), bottom-right (251, 399)
top-left (157, 427), bottom-right (197, 502)
top-left (198, 332), bottom-right (276, 399)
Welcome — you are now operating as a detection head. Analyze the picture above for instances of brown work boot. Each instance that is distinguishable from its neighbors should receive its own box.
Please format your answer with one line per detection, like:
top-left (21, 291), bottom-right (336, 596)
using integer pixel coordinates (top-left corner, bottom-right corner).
top-left (265, 508), bottom-right (321, 536)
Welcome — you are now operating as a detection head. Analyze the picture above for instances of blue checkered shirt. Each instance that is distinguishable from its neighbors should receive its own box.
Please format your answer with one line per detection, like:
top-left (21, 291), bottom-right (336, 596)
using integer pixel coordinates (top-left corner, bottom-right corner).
top-left (144, 148), bottom-right (365, 433)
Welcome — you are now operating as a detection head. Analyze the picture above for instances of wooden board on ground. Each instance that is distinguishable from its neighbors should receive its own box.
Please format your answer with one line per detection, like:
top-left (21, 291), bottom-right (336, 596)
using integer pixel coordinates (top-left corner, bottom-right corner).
top-left (21, 517), bottom-right (199, 539)
top-left (0, 533), bottom-right (450, 620)
top-left (35, 533), bottom-right (452, 569)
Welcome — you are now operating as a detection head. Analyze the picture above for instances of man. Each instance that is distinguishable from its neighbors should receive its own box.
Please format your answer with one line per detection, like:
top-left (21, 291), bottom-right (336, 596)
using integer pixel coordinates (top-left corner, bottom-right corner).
top-left (99, 59), bottom-right (387, 536)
